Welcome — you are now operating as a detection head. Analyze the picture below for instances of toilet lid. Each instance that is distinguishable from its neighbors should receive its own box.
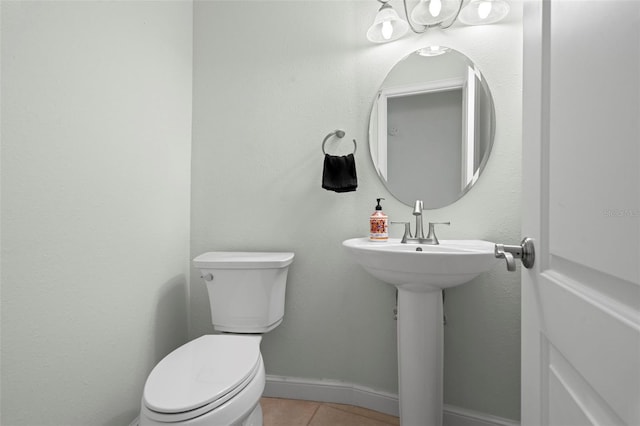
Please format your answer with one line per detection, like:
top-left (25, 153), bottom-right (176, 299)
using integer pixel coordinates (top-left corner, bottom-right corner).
top-left (143, 335), bottom-right (261, 414)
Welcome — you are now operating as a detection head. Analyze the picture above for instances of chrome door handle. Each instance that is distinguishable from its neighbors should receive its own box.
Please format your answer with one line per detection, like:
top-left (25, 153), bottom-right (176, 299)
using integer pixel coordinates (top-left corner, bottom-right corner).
top-left (495, 237), bottom-right (535, 271)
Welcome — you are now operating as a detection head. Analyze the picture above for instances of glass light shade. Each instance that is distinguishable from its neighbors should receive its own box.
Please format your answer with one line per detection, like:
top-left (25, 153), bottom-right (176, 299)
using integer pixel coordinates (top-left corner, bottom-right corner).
top-left (367, 4), bottom-right (409, 43)
top-left (410, 0), bottom-right (460, 26)
top-left (459, 0), bottom-right (510, 25)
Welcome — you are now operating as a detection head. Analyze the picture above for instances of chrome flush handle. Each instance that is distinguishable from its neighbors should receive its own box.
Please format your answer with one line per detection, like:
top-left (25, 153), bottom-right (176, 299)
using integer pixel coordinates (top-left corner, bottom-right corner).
top-left (495, 237), bottom-right (535, 271)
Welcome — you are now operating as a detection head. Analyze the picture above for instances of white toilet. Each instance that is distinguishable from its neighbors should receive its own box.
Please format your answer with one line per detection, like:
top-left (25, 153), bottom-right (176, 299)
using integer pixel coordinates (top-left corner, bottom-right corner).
top-left (138, 251), bottom-right (295, 426)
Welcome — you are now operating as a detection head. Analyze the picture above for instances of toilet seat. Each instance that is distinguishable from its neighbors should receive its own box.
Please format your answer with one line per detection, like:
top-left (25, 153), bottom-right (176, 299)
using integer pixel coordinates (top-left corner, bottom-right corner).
top-left (142, 335), bottom-right (262, 423)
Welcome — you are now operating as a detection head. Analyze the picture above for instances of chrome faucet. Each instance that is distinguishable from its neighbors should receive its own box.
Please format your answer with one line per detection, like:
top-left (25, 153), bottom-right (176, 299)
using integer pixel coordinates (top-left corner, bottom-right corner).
top-left (392, 200), bottom-right (450, 245)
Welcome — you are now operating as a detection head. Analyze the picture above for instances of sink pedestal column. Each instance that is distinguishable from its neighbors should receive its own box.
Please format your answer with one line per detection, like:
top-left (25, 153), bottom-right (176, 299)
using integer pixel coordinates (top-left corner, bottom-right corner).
top-left (397, 288), bottom-right (443, 426)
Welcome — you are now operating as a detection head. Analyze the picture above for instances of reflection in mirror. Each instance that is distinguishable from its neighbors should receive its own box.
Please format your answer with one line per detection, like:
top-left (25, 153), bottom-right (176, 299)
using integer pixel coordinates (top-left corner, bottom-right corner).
top-left (369, 47), bottom-right (495, 209)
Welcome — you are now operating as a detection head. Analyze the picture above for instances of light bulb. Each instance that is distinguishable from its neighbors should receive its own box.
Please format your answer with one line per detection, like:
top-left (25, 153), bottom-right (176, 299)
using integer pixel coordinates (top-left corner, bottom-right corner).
top-left (411, 0), bottom-right (458, 25)
top-left (367, 2), bottom-right (408, 43)
top-left (429, 0), bottom-right (442, 17)
top-left (381, 20), bottom-right (393, 40)
top-left (478, 1), bottom-right (492, 19)
top-left (459, 0), bottom-right (509, 25)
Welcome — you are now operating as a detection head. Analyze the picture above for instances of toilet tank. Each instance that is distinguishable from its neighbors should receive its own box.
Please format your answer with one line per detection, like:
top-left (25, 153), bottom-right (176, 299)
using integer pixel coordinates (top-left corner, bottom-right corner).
top-left (193, 252), bottom-right (294, 333)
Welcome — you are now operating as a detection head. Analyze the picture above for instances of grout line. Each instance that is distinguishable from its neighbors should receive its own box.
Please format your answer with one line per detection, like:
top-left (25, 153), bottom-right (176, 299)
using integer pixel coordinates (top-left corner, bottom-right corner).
top-left (327, 403), bottom-right (369, 418)
top-left (306, 402), bottom-right (323, 426)
top-left (326, 402), bottom-right (399, 424)
top-left (261, 398), bottom-right (399, 426)
top-left (319, 403), bottom-right (396, 425)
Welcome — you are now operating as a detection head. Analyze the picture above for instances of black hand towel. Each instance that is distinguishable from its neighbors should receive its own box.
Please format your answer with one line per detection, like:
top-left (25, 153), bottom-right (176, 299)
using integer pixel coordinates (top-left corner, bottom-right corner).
top-left (322, 153), bottom-right (357, 193)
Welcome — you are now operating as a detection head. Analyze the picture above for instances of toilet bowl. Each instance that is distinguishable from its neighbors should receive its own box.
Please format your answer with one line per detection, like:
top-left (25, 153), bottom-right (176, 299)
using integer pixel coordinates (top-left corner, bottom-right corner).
top-left (140, 335), bottom-right (265, 425)
top-left (138, 252), bottom-right (294, 426)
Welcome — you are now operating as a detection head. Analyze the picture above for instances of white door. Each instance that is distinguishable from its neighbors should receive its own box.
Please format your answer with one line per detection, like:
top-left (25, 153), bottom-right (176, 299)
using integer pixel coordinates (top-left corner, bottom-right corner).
top-left (521, 1), bottom-right (640, 425)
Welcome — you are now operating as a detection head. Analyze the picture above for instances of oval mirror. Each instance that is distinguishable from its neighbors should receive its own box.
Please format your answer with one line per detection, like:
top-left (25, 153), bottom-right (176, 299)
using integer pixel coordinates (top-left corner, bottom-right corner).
top-left (369, 46), bottom-right (495, 209)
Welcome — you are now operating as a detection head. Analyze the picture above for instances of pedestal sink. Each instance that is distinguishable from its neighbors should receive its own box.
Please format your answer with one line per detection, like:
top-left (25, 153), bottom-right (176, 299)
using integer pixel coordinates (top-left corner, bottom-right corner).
top-left (342, 238), bottom-right (498, 426)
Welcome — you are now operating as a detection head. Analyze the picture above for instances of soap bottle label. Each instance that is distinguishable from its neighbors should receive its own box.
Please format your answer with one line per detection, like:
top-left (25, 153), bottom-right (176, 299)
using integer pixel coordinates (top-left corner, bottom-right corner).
top-left (370, 214), bottom-right (388, 241)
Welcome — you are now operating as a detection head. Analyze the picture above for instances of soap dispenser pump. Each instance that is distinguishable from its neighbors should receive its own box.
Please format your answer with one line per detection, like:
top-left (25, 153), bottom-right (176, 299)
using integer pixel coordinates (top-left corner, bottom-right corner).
top-left (370, 198), bottom-right (388, 242)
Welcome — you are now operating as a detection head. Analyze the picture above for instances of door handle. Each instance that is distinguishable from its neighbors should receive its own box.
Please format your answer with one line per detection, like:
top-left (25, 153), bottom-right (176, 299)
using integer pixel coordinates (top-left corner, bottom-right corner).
top-left (495, 237), bottom-right (535, 271)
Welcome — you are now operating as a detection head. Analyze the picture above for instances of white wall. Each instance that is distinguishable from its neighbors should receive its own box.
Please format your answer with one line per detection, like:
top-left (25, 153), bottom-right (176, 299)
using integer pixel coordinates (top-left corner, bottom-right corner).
top-left (1, 1), bottom-right (192, 425)
top-left (192, 0), bottom-right (522, 421)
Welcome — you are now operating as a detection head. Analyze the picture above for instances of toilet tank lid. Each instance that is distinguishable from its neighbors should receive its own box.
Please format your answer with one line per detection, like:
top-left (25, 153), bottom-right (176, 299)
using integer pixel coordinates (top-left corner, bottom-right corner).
top-left (193, 252), bottom-right (294, 269)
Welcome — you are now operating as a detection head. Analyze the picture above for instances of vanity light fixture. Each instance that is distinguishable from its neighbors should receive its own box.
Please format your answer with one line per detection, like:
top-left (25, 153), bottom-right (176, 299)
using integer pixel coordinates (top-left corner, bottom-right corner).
top-left (366, 0), bottom-right (510, 43)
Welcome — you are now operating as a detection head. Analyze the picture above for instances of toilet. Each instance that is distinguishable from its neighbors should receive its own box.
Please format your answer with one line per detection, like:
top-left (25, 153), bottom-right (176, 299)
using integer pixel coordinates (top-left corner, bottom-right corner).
top-left (138, 251), bottom-right (295, 426)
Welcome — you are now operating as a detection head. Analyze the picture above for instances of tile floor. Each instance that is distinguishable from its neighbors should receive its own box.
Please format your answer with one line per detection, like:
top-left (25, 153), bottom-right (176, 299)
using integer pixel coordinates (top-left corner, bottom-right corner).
top-left (261, 397), bottom-right (400, 426)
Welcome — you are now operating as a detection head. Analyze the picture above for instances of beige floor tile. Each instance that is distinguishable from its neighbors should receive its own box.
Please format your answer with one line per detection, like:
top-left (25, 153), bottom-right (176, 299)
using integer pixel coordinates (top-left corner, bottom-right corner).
top-left (325, 403), bottom-right (400, 426)
top-left (308, 404), bottom-right (396, 426)
top-left (261, 397), bottom-right (320, 426)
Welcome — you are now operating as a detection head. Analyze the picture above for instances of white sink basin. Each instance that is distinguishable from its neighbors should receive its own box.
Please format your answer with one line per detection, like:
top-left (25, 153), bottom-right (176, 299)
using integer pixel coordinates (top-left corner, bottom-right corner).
top-left (342, 237), bottom-right (497, 291)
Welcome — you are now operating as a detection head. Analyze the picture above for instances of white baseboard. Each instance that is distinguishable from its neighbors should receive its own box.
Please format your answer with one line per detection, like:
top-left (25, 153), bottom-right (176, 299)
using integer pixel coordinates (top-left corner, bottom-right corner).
top-left (264, 374), bottom-right (400, 417)
top-left (264, 375), bottom-right (519, 426)
top-left (443, 404), bottom-right (520, 426)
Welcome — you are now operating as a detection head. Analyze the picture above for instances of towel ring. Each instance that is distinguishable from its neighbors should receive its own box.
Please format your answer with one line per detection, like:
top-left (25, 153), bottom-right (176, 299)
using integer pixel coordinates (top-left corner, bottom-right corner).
top-left (322, 130), bottom-right (357, 155)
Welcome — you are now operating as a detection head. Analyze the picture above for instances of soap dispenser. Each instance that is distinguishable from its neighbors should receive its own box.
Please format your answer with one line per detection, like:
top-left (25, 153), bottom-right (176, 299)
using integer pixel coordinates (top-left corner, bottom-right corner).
top-left (370, 198), bottom-right (388, 242)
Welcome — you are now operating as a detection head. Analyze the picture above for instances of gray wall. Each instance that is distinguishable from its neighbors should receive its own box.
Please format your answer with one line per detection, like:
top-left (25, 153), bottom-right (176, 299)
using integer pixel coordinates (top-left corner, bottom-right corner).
top-left (191, 0), bottom-right (522, 421)
top-left (1, 1), bottom-right (193, 424)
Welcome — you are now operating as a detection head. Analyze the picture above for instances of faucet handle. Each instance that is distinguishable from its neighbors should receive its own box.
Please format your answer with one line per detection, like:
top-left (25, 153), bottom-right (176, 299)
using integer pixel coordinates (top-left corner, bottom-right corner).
top-left (426, 221), bottom-right (450, 245)
top-left (391, 221), bottom-right (412, 243)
